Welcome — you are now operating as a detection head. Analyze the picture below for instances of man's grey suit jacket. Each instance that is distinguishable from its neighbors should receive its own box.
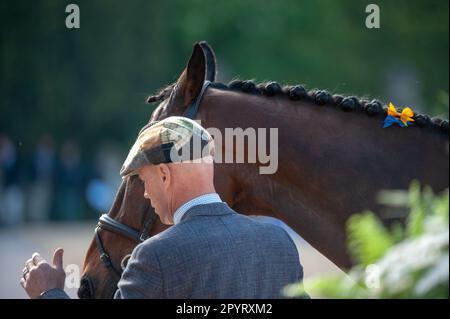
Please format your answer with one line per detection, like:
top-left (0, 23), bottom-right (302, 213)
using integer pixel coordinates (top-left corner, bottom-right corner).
top-left (43, 202), bottom-right (303, 299)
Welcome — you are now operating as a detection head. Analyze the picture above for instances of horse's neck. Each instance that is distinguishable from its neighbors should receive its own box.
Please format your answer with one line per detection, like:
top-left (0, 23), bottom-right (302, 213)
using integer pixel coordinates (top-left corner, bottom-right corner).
top-left (205, 90), bottom-right (448, 210)
top-left (201, 90), bottom-right (449, 268)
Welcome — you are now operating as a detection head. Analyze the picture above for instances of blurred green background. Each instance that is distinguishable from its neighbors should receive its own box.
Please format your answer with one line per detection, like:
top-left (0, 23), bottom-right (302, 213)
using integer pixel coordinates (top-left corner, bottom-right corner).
top-left (0, 0), bottom-right (448, 224)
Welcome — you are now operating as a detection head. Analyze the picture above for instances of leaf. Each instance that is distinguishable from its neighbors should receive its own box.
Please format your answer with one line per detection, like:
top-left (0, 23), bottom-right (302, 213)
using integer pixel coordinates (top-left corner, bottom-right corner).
top-left (346, 211), bottom-right (395, 267)
top-left (407, 180), bottom-right (425, 237)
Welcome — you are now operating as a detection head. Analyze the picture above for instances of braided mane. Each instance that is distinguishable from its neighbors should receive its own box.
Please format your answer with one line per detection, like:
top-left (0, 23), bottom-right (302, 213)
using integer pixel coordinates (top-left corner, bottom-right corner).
top-left (147, 80), bottom-right (449, 135)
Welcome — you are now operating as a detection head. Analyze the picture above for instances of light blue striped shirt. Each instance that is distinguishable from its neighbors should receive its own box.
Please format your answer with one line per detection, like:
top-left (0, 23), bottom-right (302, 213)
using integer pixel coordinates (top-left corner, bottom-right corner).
top-left (173, 193), bottom-right (222, 224)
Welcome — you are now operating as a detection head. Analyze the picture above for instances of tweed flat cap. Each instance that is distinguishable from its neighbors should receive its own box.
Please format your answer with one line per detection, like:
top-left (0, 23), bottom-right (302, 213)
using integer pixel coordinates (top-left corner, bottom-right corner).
top-left (120, 116), bottom-right (215, 178)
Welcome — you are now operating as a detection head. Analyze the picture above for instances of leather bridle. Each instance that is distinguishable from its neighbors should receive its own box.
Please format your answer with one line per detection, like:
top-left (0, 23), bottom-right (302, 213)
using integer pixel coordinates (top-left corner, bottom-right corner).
top-left (183, 80), bottom-right (211, 119)
top-left (94, 212), bottom-right (156, 280)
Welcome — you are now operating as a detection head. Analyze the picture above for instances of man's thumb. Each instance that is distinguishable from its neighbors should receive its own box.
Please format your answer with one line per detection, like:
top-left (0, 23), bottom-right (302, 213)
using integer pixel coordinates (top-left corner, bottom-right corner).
top-left (53, 248), bottom-right (64, 270)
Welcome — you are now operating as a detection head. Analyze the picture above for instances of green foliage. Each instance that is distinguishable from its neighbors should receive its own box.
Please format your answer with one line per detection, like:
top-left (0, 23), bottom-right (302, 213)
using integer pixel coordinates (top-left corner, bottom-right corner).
top-left (284, 181), bottom-right (449, 299)
top-left (347, 212), bottom-right (395, 267)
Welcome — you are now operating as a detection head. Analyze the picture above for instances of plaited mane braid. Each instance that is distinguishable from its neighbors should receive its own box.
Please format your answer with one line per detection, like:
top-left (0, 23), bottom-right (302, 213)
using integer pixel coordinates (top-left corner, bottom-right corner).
top-left (146, 80), bottom-right (449, 135)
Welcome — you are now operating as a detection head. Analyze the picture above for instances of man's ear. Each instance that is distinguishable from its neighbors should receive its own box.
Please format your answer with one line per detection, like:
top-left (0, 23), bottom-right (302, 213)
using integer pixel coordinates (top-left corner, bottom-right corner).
top-left (175, 43), bottom-right (206, 107)
top-left (158, 164), bottom-right (171, 185)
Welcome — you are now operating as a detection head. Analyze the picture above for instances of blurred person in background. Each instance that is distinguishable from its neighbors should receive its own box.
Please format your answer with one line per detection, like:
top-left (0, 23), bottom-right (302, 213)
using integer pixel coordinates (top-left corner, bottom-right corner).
top-left (86, 141), bottom-right (122, 216)
top-left (54, 139), bottom-right (84, 221)
top-left (0, 134), bottom-right (25, 227)
top-left (27, 134), bottom-right (56, 223)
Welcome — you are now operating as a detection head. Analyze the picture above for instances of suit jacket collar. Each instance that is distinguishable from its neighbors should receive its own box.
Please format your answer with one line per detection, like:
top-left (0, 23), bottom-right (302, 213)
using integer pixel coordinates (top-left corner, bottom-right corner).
top-left (180, 202), bottom-right (234, 223)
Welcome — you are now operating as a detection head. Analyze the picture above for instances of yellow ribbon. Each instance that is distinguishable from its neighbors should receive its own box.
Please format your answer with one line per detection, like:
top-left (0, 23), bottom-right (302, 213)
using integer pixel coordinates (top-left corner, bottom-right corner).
top-left (388, 102), bottom-right (415, 127)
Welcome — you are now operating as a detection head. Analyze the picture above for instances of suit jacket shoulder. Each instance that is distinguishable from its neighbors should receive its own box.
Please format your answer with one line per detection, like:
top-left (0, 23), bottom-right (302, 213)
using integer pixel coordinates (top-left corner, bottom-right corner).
top-left (118, 202), bottom-right (303, 298)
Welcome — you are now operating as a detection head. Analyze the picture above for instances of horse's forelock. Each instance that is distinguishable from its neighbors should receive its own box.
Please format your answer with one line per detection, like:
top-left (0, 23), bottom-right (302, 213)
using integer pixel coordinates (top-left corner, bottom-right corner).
top-left (146, 83), bottom-right (177, 104)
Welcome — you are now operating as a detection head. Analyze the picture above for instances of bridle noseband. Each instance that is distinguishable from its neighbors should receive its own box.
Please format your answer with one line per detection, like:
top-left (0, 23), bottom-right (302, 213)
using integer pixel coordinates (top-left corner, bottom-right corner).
top-left (94, 213), bottom-right (155, 279)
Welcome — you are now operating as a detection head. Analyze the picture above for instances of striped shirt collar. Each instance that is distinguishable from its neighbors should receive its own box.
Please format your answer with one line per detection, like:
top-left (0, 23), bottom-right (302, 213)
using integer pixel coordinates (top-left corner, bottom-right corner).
top-left (173, 192), bottom-right (222, 225)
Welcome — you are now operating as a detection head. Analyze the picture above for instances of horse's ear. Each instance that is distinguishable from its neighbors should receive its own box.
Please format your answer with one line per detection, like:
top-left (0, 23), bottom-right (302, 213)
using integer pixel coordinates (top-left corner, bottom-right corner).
top-left (176, 43), bottom-right (206, 107)
top-left (198, 41), bottom-right (217, 82)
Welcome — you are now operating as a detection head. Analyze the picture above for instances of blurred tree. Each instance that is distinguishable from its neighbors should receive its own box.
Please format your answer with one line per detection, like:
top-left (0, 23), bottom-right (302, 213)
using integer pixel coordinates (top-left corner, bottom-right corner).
top-left (1, 0), bottom-right (448, 159)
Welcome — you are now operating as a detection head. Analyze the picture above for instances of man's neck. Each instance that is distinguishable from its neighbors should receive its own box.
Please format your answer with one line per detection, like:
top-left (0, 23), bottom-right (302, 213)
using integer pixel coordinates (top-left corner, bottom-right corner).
top-left (170, 187), bottom-right (216, 217)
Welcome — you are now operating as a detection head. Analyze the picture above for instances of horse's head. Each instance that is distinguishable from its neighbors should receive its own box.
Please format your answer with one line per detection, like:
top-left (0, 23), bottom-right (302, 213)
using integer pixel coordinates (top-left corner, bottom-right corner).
top-left (78, 42), bottom-right (219, 299)
top-left (78, 177), bottom-right (147, 298)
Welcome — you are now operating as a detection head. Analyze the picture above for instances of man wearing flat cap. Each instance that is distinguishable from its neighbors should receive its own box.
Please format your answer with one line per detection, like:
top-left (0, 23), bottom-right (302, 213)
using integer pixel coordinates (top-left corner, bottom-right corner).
top-left (21, 116), bottom-right (304, 299)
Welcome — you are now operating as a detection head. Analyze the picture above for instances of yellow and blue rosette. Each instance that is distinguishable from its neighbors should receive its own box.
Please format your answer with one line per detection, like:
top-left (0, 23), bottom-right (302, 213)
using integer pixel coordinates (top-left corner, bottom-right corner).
top-left (383, 102), bottom-right (415, 128)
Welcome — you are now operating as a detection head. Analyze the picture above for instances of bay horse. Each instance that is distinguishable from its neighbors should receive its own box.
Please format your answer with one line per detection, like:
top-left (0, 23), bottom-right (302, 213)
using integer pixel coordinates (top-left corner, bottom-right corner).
top-left (78, 42), bottom-right (449, 299)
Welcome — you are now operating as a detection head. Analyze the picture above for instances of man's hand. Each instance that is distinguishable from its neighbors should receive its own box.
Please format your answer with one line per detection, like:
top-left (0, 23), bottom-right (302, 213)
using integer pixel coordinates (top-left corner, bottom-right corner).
top-left (20, 248), bottom-right (66, 299)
